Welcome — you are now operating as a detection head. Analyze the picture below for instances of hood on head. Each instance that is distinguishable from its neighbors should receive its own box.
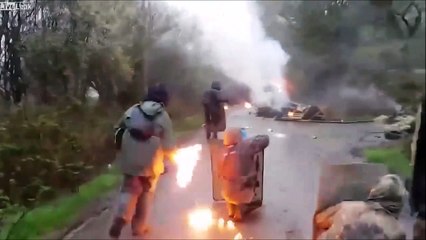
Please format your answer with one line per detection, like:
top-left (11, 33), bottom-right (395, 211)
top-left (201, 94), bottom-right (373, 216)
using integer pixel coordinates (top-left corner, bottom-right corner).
top-left (224, 128), bottom-right (243, 146)
top-left (140, 101), bottom-right (164, 117)
top-left (211, 81), bottom-right (221, 90)
top-left (367, 174), bottom-right (407, 217)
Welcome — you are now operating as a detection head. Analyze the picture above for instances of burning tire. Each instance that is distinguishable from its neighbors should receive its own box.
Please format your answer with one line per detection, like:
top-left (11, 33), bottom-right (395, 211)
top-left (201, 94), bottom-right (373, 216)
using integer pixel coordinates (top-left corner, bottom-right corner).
top-left (384, 131), bottom-right (403, 140)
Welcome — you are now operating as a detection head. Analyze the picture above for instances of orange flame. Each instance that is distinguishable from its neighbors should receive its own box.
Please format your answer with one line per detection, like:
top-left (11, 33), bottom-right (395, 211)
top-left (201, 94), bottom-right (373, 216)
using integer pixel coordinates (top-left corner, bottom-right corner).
top-left (234, 232), bottom-right (243, 239)
top-left (173, 144), bottom-right (202, 188)
top-left (187, 208), bottom-right (244, 239)
top-left (226, 220), bottom-right (236, 230)
top-left (188, 208), bottom-right (214, 231)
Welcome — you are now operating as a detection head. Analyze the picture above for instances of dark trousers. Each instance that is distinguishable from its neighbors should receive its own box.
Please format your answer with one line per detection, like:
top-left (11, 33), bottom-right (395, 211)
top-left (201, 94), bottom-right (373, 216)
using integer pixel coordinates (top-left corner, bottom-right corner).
top-left (203, 104), bottom-right (218, 139)
top-left (109, 175), bottom-right (157, 238)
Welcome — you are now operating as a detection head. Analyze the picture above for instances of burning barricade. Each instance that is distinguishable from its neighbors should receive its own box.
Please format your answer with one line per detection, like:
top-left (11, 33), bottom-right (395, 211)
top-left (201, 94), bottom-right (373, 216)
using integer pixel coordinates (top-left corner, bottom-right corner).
top-left (255, 101), bottom-right (326, 121)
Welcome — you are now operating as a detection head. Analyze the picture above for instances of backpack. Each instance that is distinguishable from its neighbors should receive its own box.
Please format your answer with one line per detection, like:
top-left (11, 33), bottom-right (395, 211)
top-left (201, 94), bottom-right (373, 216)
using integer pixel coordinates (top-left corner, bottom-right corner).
top-left (114, 104), bottom-right (161, 150)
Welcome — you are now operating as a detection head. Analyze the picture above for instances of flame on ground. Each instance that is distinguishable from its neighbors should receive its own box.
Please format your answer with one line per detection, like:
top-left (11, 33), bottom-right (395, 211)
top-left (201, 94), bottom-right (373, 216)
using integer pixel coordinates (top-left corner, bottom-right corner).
top-left (224, 105), bottom-right (229, 110)
top-left (218, 218), bottom-right (225, 229)
top-left (234, 232), bottom-right (243, 239)
top-left (188, 208), bottom-right (214, 232)
top-left (226, 220), bottom-right (235, 230)
top-left (287, 111), bottom-right (294, 117)
top-left (244, 102), bottom-right (252, 109)
top-left (187, 208), bottom-right (244, 239)
top-left (173, 144), bottom-right (202, 188)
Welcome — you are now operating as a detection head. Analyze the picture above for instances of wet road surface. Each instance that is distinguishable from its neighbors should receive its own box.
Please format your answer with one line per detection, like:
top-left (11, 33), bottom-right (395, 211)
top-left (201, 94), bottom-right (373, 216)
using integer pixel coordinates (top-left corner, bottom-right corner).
top-left (67, 108), bottom-right (394, 239)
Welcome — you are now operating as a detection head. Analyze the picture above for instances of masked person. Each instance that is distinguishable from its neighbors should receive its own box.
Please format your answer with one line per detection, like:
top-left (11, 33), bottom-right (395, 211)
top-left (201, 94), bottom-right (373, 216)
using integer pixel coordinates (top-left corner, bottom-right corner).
top-left (202, 81), bottom-right (227, 139)
top-left (314, 174), bottom-right (407, 240)
top-left (109, 84), bottom-right (175, 239)
top-left (219, 128), bottom-right (269, 221)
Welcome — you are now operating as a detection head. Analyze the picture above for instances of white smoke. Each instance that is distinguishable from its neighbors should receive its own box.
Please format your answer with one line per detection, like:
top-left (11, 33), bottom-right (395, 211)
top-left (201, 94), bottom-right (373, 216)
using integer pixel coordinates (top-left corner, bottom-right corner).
top-left (162, 1), bottom-right (290, 105)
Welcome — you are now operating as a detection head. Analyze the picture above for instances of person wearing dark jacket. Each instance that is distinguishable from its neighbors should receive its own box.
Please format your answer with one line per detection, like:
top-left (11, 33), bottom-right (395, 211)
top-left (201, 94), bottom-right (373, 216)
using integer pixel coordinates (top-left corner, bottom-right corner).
top-left (202, 81), bottom-right (227, 139)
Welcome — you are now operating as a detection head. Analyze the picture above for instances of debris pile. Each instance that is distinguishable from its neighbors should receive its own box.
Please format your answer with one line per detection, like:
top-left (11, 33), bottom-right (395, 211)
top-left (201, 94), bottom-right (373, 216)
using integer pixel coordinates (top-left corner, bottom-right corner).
top-left (374, 114), bottom-right (416, 140)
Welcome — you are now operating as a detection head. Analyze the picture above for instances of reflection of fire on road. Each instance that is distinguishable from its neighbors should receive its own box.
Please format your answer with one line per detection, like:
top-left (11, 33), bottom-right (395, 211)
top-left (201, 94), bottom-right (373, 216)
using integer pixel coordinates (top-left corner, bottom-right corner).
top-left (173, 144), bottom-right (202, 188)
top-left (187, 208), bottom-right (244, 239)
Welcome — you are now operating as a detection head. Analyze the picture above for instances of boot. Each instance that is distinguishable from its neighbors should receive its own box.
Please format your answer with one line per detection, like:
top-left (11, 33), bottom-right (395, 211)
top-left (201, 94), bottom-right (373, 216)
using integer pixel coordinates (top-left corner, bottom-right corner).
top-left (132, 192), bottom-right (155, 236)
top-left (226, 203), bottom-right (236, 218)
top-left (109, 217), bottom-right (126, 239)
top-left (232, 206), bottom-right (243, 222)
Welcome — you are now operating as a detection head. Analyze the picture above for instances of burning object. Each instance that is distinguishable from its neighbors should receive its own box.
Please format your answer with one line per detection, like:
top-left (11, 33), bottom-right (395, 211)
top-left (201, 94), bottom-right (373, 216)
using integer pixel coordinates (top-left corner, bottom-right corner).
top-left (173, 144), bottom-right (202, 188)
top-left (218, 218), bottom-right (225, 229)
top-left (187, 208), bottom-right (244, 238)
top-left (226, 220), bottom-right (236, 230)
top-left (188, 208), bottom-right (214, 231)
top-left (244, 102), bottom-right (252, 109)
top-left (234, 232), bottom-right (243, 239)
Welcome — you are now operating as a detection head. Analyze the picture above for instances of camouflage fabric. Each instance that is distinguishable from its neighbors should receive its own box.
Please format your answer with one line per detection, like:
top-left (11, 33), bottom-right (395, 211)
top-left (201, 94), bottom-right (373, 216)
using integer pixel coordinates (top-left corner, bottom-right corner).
top-left (315, 174), bottom-right (407, 240)
top-left (340, 221), bottom-right (389, 239)
top-left (366, 174), bottom-right (407, 218)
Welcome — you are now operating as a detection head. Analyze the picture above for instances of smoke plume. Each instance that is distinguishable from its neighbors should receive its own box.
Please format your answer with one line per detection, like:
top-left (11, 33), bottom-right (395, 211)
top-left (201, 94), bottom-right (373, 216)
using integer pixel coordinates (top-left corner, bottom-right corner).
top-left (162, 1), bottom-right (290, 105)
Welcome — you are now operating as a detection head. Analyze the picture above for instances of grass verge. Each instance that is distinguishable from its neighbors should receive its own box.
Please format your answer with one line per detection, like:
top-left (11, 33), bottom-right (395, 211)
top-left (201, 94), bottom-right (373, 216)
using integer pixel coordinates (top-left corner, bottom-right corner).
top-left (1, 114), bottom-right (203, 240)
top-left (3, 170), bottom-right (120, 240)
top-left (364, 147), bottom-right (412, 178)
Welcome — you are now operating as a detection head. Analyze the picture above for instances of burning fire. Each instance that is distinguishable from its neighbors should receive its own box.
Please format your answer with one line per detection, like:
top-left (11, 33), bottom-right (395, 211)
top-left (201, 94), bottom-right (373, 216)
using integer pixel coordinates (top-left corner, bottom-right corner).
top-left (187, 208), bottom-right (244, 239)
top-left (224, 105), bottom-right (229, 110)
top-left (226, 220), bottom-right (235, 230)
top-left (244, 102), bottom-right (252, 109)
top-left (188, 208), bottom-right (214, 231)
top-left (173, 144), bottom-right (202, 188)
top-left (287, 111), bottom-right (294, 117)
top-left (234, 232), bottom-right (243, 239)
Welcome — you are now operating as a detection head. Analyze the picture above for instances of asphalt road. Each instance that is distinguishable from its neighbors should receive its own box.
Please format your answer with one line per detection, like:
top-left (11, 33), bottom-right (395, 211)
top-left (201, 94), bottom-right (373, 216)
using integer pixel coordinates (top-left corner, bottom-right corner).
top-left (66, 107), bottom-right (401, 240)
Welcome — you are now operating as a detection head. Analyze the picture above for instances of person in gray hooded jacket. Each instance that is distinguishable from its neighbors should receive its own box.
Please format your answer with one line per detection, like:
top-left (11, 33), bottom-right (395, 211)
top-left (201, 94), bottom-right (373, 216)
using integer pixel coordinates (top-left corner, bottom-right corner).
top-left (109, 85), bottom-right (175, 239)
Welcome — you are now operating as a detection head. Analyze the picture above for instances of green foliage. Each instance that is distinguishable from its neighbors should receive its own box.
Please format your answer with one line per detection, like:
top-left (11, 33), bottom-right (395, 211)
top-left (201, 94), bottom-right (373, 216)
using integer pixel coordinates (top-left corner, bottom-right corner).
top-left (2, 170), bottom-right (120, 240)
top-left (364, 147), bottom-right (412, 178)
top-left (0, 104), bottom-right (118, 208)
